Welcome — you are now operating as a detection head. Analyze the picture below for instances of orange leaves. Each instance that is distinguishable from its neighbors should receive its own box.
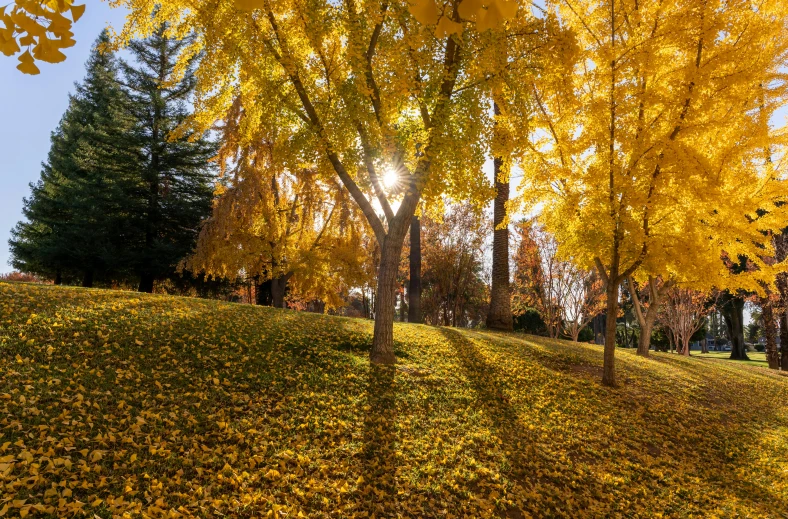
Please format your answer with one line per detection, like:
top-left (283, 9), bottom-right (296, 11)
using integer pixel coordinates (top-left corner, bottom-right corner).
top-left (1, 1), bottom-right (84, 73)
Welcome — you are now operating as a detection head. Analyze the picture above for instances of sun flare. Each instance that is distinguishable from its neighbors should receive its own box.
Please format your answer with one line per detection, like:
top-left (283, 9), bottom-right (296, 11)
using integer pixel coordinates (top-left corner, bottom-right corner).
top-left (382, 168), bottom-right (399, 188)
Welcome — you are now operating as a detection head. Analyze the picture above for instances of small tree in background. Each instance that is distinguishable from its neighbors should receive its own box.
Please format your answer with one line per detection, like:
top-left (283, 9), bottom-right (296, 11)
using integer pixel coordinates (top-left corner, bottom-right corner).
top-left (659, 288), bottom-right (717, 356)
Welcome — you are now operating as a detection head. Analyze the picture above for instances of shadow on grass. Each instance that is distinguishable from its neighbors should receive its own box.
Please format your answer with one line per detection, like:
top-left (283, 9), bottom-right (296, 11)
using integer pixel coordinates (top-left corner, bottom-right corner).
top-left (438, 327), bottom-right (788, 517)
top-left (359, 364), bottom-right (398, 517)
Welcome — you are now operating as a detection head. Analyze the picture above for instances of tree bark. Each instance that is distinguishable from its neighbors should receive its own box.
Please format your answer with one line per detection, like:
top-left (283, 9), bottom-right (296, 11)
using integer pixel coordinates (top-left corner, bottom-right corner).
top-left (486, 103), bottom-right (513, 331)
top-left (54, 269), bottom-right (62, 285)
top-left (371, 235), bottom-right (404, 364)
top-left (628, 277), bottom-right (666, 357)
top-left (138, 273), bottom-right (154, 293)
top-left (400, 287), bottom-right (407, 322)
top-left (602, 281), bottom-right (619, 386)
top-left (82, 270), bottom-right (94, 288)
top-left (408, 216), bottom-right (422, 324)
top-left (593, 313), bottom-right (606, 345)
top-left (762, 299), bottom-right (779, 369)
top-left (780, 310), bottom-right (788, 371)
top-left (271, 273), bottom-right (291, 309)
top-left (256, 278), bottom-right (273, 306)
top-left (721, 294), bottom-right (749, 360)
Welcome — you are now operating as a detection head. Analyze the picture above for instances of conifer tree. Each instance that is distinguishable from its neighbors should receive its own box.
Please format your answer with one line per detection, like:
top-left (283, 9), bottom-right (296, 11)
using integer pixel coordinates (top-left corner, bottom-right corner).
top-left (10, 31), bottom-right (139, 286)
top-left (120, 24), bottom-right (215, 293)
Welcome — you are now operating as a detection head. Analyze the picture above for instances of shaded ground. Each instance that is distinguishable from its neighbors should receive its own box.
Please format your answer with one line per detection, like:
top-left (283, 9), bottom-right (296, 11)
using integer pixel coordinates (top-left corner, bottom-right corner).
top-left (1, 282), bottom-right (787, 518)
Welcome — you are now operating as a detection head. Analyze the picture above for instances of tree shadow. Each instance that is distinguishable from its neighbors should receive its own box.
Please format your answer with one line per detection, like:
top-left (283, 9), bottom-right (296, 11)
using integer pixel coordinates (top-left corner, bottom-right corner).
top-left (359, 363), bottom-right (399, 517)
top-left (438, 327), bottom-right (788, 517)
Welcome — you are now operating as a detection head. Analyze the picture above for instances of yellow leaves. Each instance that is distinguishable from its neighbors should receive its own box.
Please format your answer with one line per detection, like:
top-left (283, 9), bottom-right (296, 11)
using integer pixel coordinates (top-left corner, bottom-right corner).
top-left (475, 0), bottom-right (518, 32)
top-left (2, 1), bottom-right (83, 69)
top-left (12, 44), bottom-right (39, 73)
top-left (435, 16), bottom-right (462, 38)
top-left (69, 3), bottom-right (85, 22)
top-left (234, 0), bottom-right (265, 11)
top-left (409, 0), bottom-right (518, 35)
top-left (408, 0), bottom-right (439, 26)
top-left (2, 282), bottom-right (788, 516)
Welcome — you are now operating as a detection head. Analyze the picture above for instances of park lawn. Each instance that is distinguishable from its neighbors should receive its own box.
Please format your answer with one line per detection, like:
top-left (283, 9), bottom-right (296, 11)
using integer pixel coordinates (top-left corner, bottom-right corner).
top-left (1, 283), bottom-right (787, 518)
top-left (692, 350), bottom-right (769, 367)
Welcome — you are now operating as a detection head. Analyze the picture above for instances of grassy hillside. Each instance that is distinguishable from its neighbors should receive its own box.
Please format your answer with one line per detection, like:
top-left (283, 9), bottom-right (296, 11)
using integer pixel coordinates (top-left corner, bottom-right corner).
top-left (1, 282), bottom-right (787, 518)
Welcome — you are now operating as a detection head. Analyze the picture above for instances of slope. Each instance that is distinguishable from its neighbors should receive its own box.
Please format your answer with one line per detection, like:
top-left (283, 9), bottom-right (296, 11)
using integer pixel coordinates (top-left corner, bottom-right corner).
top-left (1, 282), bottom-right (787, 518)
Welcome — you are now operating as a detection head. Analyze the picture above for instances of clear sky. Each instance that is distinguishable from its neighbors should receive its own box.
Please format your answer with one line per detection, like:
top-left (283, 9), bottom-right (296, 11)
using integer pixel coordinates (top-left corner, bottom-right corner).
top-left (0, 2), bottom-right (128, 273)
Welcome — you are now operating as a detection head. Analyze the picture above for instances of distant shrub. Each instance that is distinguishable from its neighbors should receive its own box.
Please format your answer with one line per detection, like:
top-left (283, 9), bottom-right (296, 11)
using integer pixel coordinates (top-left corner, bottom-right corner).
top-left (0, 271), bottom-right (46, 283)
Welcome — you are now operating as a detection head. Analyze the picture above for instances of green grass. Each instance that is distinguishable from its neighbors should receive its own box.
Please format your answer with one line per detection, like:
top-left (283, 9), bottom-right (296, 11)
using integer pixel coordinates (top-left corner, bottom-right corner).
top-left (693, 350), bottom-right (769, 366)
top-left (1, 282), bottom-right (787, 518)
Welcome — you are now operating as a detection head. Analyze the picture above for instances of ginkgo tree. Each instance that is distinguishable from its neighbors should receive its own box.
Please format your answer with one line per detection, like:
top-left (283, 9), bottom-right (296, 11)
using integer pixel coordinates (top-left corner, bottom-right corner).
top-left (187, 98), bottom-right (371, 309)
top-left (107, 0), bottom-right (546, 363)
top-left (524, 0), bottom-right (788, 385)
top-left (1, 0), bottom-right (85, 73)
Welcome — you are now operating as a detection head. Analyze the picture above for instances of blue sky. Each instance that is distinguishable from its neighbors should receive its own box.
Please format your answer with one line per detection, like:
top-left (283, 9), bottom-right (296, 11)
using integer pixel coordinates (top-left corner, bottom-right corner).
top-left (0, 2), bottom-right (128, 273)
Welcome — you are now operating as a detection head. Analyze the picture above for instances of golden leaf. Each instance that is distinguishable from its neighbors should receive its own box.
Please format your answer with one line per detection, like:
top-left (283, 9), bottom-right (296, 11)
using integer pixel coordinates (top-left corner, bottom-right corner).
top-left (69, 4), bottom-right (85, 22)
top-left (408, 0), bottom-right (439, 26)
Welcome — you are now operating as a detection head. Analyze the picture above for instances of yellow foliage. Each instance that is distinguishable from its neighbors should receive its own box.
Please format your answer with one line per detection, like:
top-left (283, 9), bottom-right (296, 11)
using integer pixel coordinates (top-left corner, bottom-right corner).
top-left (1, 0), bottom-right (82, 72)
top-left (2, 282), bottom-right (788, 517)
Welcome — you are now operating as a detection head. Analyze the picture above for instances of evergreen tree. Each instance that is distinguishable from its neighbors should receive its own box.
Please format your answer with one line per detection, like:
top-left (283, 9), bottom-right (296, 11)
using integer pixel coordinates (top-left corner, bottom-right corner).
top-left (121, 24), bottom-right (216, 293)
top-left (10, 31), bottom-right (140, 287)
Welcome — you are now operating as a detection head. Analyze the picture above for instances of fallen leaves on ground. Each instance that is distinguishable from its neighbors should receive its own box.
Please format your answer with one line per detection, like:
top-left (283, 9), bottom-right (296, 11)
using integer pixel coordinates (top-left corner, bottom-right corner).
top-left (1, 282), bottom-right (787, 518)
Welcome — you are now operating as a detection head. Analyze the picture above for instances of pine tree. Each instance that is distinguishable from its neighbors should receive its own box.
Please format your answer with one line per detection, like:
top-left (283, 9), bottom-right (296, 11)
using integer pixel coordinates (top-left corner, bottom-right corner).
top-left (120, 24), bottom-right (216, 293)
top-left (10, 31), bottom-right (139, 286)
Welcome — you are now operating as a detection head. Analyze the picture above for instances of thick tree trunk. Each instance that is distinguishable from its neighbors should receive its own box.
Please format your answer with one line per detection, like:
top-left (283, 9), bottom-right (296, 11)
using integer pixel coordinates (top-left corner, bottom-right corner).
top-left (371, 235), bottom-right (404, 364)
top-left (701, 338), bottom-right (708, 354)
top-left (602, 281), bottom-right (619, 386)
top-left (256, 278), bottom-right (273, 306)
top-left (486, 104), bottom-right (513, 331)
top-left (54, 270), bottom-right (62, 285)
top-left (721, 294), bottom-right (748, 360)
top-left (82, 270), bottom-right (94, 288)
top-left (762, 300), bottom-right (779, 369)
top-left (138, 273), bottom-right (154, 293)
top-left (408, 216), bottom-right (422, 324)
top-left (271, 274), bottom-right (290, 309)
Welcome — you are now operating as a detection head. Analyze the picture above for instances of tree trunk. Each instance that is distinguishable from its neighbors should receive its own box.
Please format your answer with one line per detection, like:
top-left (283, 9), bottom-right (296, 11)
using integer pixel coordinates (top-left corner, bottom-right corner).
top-left (256, 278), bottom-right (273, 306)
top-left (721, 294), bottom-right (748, 360)
top-left (637, 312), bottom-right (657, 356)
top-left (486, 104), bottom-right (513, 331)
top-left (780, 310), bottom-right (788, 370)
top-left (54, 270), bottom-right (62, 285)
top-left (271, 274), bottom-right (290, 309)
top-left (701, 338), bottom-right (708, 354)
top-left (82, 270), bottom-right (94, 288)
top-left (408, 216), bottom-right (422, 324)
top-left (594, 313), bottom-right (606, 345)
top-left (138, 273), bottom-right (154, 293)
top-left (602, 281), bottom-right (619, 386)
top-left (681, 337), bottom-right (691, 356)
top-left (371, 235), bottom-right (403, 364)
top-left (400, 287), bottom-right (407, 322)
top-left (762, 299), bottom-right (779, 369)
top-left (628, 277), bottom-right (663, 357)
